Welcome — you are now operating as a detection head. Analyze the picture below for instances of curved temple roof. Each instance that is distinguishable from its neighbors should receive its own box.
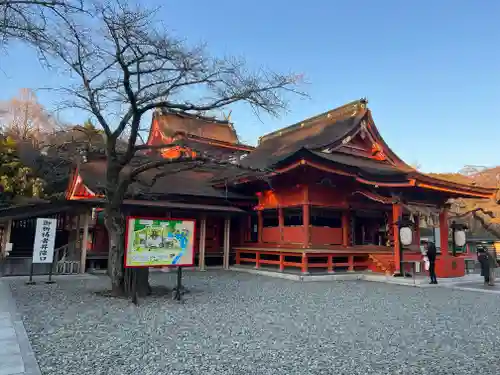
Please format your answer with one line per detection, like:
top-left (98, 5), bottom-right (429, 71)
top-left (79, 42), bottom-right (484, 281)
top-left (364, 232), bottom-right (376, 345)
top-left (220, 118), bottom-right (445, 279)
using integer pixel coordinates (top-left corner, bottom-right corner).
top-left (236, 99), bottom-right (496, 200)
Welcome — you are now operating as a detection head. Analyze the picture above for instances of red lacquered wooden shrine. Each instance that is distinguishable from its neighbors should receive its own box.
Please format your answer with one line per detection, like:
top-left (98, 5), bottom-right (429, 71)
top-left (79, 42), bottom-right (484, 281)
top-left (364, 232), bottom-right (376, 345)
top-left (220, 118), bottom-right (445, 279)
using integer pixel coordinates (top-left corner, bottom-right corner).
top-left (66, 100), bottom-right (496, 277)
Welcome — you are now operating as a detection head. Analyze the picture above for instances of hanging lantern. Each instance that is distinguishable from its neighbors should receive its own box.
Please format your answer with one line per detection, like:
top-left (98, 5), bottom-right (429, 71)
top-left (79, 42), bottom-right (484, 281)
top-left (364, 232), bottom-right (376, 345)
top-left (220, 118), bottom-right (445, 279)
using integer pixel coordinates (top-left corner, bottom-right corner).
top-left (399, 226), bottom-right (413, 246)
top-left (450, 221), bottom-right (468, 256)
top-left (454, 230), bottom-right (466, 247)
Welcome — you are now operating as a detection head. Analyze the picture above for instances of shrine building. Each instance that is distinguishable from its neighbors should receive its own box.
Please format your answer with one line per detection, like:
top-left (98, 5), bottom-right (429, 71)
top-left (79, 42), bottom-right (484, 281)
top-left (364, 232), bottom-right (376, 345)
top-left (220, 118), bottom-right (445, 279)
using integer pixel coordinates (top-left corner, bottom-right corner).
top-left (0, 99), bottom-right (496, 278)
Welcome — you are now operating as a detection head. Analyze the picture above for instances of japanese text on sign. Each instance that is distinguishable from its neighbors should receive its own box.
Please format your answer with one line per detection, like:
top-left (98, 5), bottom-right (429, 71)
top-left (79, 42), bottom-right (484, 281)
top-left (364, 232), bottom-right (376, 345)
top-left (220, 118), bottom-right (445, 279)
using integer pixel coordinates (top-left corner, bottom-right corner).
top-left (32, 218), bottom-right (57, 264)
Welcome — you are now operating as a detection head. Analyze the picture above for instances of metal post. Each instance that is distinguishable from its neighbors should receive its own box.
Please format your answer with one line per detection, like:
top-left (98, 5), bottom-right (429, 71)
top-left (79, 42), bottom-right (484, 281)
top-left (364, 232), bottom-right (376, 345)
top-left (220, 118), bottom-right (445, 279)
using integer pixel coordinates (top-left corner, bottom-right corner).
top-left (223, 217), bottom-right (231, 270)
top-left (26, 261), bottom-right (36, 285)
top-left (198, 216), bottom-right (207, 271)
top-left (46, 257), bottom-right (55, 284)
top-left (173, 266), bottom-right (183, 302)
top-left (412, 262), bottom-right (416, 286)
top-left (132, 269), bottom-right (138, 305)
top-left (399, 240), bottom-right (404, 277)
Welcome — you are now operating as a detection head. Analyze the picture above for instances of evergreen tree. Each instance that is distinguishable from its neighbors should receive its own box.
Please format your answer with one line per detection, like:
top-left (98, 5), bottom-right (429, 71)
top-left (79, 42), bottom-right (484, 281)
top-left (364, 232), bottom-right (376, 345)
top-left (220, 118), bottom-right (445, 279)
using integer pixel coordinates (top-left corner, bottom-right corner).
top-left (0, 136), bottom-right (44, 206)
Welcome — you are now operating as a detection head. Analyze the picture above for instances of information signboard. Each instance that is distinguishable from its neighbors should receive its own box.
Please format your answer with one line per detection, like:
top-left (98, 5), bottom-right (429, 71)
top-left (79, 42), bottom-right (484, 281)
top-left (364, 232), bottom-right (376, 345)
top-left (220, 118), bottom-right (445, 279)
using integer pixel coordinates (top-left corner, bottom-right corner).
top-left (124, 217), bottom-right (195, 268)
top-left (32, 218), bottom-right (57, 264)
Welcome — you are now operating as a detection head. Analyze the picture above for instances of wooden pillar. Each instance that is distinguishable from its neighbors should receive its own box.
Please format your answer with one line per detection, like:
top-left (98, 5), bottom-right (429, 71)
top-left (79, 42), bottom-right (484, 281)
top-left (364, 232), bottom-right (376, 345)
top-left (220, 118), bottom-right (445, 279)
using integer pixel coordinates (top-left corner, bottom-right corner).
top-left (278, 207), bottom-right (284, 244)
top-left (303, 204), bottom-right (310, 248)
top-left (439, 208), bottom-right (449, 255)
top-left (80, 212), bottom-right (90, 274)
top-left (198, 216), bottom-right (207, 271)
top-left (301, 252), bottom-right (308, 274)
top-left (342, 211), bottom-right (349, 247)
top-left (71, 214), bottom-right (81, 260)
top-left (392, 203), bottom-right (402, 273)
top-left (257, 210), bottom-right (263, 243)
top-left (348, 255), bottom-right (354, 272)
top-left (1, 220), bottom-right (12, 258)
top-left (414, 214), bottom-right (421, 248)
top-left (327, 255), bottom-right (333, 273)
top-left (223, 217), bottom-right (231, 270)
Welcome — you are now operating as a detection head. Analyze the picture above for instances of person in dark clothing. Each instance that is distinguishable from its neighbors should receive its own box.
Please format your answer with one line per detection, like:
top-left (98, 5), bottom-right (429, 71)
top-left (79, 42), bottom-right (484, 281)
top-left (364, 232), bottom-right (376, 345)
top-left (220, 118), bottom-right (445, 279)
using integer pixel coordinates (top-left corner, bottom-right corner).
top-left (426, 241), bottom-right (438, 284)
top-left (477, 246), bottom-right (490, 285)
top-left (487, 248), bottom-right (497, 286)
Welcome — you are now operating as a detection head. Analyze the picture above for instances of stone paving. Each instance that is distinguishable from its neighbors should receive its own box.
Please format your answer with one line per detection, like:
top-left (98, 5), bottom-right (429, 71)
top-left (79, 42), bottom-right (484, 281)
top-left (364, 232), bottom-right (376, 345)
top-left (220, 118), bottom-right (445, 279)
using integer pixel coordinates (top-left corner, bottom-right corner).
top-left (446, 281), bottom-right (500, 294)
top-left (7, 271), bottom-right (500, 375)
top-left (0, 280), bottom-right (41, 375)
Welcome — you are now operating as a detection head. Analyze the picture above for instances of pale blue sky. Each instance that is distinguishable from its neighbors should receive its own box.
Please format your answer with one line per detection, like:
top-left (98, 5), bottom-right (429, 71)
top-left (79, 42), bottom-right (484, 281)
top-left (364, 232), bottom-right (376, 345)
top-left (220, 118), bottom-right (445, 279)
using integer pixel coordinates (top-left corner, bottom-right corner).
top-left (1, 0), bottom-right (499, 173)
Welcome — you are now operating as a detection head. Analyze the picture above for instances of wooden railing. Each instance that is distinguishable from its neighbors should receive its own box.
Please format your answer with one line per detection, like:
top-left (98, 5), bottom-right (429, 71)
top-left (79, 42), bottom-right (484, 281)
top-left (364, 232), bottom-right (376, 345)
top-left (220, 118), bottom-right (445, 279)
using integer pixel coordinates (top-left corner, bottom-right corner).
top-left (235, 248), bottom-right (370, 273)
top-left (53, 242), bottom-right (81, 274)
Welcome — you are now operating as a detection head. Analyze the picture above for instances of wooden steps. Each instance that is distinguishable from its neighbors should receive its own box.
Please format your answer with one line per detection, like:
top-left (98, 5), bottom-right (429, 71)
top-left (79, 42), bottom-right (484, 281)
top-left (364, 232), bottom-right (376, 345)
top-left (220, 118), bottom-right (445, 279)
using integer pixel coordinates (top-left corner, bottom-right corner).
top-left (369, 254), bottom-right (395, 275)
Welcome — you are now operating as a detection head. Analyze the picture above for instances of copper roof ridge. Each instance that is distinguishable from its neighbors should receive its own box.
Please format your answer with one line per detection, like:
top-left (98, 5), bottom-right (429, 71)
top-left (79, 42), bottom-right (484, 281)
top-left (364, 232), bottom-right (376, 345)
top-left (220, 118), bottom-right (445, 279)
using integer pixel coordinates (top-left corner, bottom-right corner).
top-left (258, 98), bottom-right (368, 145)
top-left (153, 108), bottom-right (232, 125)
top-left (183, 133), bottom-right (255, 149)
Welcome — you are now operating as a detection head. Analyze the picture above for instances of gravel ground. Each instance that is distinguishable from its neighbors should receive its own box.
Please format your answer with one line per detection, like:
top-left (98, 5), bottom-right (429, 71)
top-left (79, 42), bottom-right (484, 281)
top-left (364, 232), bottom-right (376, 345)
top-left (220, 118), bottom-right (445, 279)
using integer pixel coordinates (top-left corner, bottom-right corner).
top-left (9, 271), bottom-right (500, 375)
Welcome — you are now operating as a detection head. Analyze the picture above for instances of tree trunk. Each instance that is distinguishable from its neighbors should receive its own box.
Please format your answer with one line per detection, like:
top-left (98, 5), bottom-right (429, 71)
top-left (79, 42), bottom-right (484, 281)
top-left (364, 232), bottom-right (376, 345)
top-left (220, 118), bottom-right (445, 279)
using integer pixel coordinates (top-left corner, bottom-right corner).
top-left (105, 205), bottom-right (126, 295)
top-left (104, 203), bottom-right (151, 298)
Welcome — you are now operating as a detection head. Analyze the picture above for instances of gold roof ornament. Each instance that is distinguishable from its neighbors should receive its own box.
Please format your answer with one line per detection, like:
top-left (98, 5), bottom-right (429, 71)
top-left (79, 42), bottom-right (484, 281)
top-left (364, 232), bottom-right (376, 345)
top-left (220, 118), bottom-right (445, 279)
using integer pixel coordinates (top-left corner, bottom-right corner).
top-left (222, 110), bottom-right (232, 122)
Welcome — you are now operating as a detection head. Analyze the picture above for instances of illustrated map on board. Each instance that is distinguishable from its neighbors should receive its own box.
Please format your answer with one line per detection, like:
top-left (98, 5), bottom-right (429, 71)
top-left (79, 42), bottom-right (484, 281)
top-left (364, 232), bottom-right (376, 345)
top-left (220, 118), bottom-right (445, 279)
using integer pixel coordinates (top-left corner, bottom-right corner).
top-left (125, 218), bottom-right (195, 267)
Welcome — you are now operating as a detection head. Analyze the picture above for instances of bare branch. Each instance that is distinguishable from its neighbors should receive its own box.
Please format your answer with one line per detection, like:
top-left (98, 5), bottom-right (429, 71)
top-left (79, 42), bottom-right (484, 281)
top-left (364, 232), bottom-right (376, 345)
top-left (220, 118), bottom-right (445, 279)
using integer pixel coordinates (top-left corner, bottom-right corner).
top-left (0, 0), bottom-right (85, 48)
top-left (450, 207), bottom-right (500, 240)
top-left (9, 0), bottom-right (305, 293)
top-left (450, 207), bottom-right (496, 219)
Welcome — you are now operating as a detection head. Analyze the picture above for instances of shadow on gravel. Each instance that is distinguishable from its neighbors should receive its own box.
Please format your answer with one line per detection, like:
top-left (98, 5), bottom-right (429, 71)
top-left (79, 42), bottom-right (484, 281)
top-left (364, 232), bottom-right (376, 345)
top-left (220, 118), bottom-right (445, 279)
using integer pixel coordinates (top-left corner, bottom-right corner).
top-left (93, 285), bottom-right (205, 300)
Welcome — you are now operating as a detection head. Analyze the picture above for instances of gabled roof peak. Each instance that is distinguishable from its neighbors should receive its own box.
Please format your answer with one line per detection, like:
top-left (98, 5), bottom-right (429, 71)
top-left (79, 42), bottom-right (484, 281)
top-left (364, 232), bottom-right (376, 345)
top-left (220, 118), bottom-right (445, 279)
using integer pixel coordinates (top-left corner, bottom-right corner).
top-left (153, 108), bottom-right (232, 125)
top-left (152, 108), bottom-right (240, 145)
top-left (258, 98), bottom-right (368, 145)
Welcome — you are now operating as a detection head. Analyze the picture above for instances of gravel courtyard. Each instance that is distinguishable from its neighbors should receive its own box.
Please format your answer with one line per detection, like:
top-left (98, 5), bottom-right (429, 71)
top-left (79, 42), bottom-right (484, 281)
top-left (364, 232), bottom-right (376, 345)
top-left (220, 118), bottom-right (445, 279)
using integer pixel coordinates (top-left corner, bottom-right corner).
top-left (9, 271), bottom-right (500, 375)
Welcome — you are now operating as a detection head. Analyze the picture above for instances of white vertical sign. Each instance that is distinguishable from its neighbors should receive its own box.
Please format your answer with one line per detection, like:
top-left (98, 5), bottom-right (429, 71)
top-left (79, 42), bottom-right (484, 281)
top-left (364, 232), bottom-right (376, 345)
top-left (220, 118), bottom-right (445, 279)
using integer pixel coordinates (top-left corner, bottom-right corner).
top-left (32, 218), bottom-right (57, 264)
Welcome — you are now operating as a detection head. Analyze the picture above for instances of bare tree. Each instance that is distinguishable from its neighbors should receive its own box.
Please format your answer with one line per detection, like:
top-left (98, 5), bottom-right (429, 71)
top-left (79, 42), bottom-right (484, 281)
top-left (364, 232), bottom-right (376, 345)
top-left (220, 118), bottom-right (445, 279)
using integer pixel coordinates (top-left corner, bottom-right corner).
top-left (0, 88), bottom-right (57, 144)
top-left (38, 1), bottom-right (304, 298)
top-left (0, 0), bottom-right (85, 47)
top-left (450, 207), bottom-right (500, 239)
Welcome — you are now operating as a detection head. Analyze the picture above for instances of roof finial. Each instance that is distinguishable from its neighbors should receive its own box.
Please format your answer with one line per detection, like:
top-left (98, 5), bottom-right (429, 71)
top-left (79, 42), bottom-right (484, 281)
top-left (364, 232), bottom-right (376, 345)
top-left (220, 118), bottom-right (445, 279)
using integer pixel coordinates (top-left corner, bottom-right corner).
top-left (223, 110), bottom-right (232, 122)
